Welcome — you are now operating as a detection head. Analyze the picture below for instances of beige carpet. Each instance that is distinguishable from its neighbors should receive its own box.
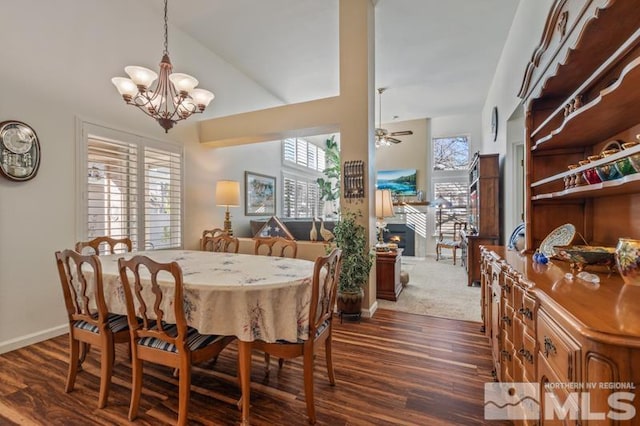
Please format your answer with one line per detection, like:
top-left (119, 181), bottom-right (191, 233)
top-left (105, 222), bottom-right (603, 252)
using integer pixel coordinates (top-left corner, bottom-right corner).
top-left (377, 256), bottom-right (482, 323)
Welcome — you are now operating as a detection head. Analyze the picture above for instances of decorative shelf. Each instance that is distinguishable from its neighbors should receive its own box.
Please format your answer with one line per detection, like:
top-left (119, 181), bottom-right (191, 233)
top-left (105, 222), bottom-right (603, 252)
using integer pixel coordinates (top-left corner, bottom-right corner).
top-left (531, 143), bottom-right (640, 187)
top-left (393, 201), bottom-right (429, 206)
top-left (532, 56), bottom-right (640, 151)
top-left (531, 172), bottom-right (640, 201)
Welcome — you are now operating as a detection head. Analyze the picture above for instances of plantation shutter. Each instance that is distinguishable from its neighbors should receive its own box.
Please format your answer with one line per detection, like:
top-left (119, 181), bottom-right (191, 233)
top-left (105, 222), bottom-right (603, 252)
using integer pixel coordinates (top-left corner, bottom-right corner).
top-left (144, 147), bottom-right (182, 249)
top-left (87, 138), bottom-right (139, 249)
top-left (434, 181), bottom-right (468, 236)
top-left (83, 126), bottom-right (183, 251)
top-left (282, 172), bottom-right (323, 219)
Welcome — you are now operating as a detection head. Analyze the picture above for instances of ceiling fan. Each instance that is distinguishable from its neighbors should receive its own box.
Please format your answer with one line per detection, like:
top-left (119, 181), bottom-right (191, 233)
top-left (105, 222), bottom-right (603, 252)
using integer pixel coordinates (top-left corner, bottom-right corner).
top-left (375, 87), bottom-right (413, 148)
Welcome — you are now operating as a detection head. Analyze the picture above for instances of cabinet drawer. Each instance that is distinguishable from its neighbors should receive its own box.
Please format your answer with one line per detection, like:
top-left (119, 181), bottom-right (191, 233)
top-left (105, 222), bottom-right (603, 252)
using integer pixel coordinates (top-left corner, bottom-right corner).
top-left (537, 310), bottom-right (580, 383)
top-left (502, 274), bottom-right (515, 307)
top-left (501, 332), bottom-right (514, 380)
top-left (521, 331), bottom-right (536, 380)
top-left (538, 354), bottom-right (578, 426)
top-left (522, 293), bottom-right (537, 331)
top-left (502, 304), bottom-right (514, 337)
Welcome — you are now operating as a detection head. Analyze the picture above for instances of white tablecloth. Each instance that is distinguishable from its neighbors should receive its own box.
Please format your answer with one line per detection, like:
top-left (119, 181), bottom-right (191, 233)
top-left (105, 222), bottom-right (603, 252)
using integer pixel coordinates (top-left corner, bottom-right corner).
top-left (97, 250), bottom-right (316, 343)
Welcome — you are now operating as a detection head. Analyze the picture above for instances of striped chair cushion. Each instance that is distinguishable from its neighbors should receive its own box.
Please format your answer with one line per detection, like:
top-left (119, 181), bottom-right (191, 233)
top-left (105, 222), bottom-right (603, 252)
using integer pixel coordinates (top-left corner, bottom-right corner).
top-left (440, 240), bottom-right (461, 247)
top-left (73, 313), bottom-right (130, 334)
top-left (137, 324), bottom-right (225, 353)
top-left (276, 319), bottom-right (330, 344)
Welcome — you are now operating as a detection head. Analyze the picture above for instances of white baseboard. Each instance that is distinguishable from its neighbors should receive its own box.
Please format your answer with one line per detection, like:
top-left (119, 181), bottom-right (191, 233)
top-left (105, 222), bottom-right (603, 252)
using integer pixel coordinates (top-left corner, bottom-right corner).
top-left (362, 300), bottom-right (378, 318)
top-left (0, 324), bottom-right (67, 355)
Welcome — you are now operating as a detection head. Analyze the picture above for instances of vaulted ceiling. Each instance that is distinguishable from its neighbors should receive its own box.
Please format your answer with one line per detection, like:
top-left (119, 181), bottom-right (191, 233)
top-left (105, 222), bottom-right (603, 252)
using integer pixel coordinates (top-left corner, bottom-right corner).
top-left (141, 0), bottom-right (519, 123)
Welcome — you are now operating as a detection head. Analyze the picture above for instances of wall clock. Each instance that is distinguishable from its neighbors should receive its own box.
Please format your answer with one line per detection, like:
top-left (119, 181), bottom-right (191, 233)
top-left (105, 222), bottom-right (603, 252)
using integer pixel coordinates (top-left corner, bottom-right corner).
top-left (491, 106), bottom-right (498, 142)
top-left (0, 120), bottom-right (40, 181)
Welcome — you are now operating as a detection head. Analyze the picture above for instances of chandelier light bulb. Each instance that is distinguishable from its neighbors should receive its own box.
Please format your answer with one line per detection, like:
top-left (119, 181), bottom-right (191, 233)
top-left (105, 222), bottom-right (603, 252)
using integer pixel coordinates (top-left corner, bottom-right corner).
top-left (124, 66), bottom-right (158, 89)
top-left (190, 88), bottom-right (215, 109)
top-left (169, 73), bottom-right (199, 94)
top-left (111, 77), bottom-right (138, 98)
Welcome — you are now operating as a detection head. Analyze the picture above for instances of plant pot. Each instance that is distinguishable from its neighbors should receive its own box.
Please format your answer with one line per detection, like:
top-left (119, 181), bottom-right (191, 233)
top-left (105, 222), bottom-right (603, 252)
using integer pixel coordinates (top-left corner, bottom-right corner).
top-left (337, 288), bottom-right (364, 314)
top-left (615, 238), bottom-right (640, 286)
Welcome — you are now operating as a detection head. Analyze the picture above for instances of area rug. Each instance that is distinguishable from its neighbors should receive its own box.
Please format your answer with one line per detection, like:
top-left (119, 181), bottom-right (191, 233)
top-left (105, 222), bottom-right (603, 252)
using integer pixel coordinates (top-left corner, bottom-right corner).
top-left (377, 256), bottom-right (482, 322)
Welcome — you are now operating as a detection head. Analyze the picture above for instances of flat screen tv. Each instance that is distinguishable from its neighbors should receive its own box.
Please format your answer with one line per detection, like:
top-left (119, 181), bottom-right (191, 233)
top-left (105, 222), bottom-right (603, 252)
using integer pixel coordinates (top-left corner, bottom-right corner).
top-left (376, 169), bottom-right (417, 196)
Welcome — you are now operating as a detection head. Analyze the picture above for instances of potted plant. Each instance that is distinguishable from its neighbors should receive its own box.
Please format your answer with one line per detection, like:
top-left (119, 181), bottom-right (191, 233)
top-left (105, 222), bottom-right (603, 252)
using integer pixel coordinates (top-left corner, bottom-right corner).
top-left (333, 210), bottom-right (374, 315)
top-left (316, 135), bottom-right (340, 218)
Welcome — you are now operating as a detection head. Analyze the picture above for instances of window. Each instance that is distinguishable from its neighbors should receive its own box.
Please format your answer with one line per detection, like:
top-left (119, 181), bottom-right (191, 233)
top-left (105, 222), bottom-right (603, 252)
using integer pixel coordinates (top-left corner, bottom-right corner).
top-left (432, 135), bottom-right (470, 236)
top-left (283, 172), bottom-right (322, 218)
top-left (79, 122), bottom-right (183, 250)
top-left (281, 138), bottom-right (327, 218)
top-left (283, 138), bottom-right (326, 172)
top-left (433, 136), bottom-right (469, 171)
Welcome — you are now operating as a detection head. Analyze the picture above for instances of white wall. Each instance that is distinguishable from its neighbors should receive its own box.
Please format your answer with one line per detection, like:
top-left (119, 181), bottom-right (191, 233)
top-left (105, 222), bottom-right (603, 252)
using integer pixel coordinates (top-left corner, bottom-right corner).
top-left (183, 139), bottom-right (282, 249)
top-left (375, 118), bottom-right (429, 196)
top-left (431, 113), bottom-right (483, 158)
top-left (0, 0), bottom-right (281, 353)
top-left (481, 0), bottom-right (554, 243)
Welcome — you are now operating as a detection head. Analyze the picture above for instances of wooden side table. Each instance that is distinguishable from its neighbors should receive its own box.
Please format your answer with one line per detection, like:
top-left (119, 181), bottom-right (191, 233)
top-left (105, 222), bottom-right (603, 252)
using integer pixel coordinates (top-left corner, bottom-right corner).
top-left (376, 249), bottom-right (403, 301)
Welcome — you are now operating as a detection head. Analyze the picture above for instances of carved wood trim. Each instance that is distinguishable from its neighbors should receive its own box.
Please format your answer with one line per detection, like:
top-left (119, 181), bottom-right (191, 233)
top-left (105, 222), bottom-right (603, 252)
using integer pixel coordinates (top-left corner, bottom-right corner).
top-left (518, 0), bottom-right (569, 99)
top-left (518, 0), bottom-right (618, 101)
top-left (585, 351), bottom-right (620, 384)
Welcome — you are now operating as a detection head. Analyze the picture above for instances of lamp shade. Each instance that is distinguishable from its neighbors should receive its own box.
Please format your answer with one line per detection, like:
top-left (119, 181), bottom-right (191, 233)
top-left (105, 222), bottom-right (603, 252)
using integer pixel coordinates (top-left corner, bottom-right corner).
top-left (431, 195), bottom-right (452, 208)
top-left (215, 180), bottom-right (240, 207)
top-left (375, 189), bottom-right (395, 219)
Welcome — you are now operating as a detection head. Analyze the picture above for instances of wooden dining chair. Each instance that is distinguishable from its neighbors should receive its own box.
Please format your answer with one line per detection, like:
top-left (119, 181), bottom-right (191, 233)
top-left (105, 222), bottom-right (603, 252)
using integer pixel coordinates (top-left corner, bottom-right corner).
top-left (202, 234), bottom-right (240, 253)
top-left (54, 249), bottom-right (131, 408)
top-left (118, 255), bottom-right (236, 426)
top-left (435, 221), bottom-right (467, 265)
top-left (200, 228), bottom-right (226, 250)
top-left (254, 236), bottom-right (298, 258)
top-left (75, 236), bottom-right (133, 255)
top-left (252, 248), bottom-right (342, 424)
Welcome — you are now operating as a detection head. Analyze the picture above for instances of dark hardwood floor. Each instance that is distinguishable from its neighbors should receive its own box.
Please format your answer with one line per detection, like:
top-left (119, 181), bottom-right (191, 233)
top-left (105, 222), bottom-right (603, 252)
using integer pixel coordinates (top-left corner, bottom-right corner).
top-left (0, 310), bottom-right (508, 425)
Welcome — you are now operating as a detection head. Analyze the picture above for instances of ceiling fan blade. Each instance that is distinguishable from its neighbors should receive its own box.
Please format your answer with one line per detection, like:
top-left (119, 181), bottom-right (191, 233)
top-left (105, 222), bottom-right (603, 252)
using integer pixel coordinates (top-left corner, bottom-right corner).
top-left (386, 137), bottom-right (402, 144)
top-left (389, 130), bottom-right (413, 136)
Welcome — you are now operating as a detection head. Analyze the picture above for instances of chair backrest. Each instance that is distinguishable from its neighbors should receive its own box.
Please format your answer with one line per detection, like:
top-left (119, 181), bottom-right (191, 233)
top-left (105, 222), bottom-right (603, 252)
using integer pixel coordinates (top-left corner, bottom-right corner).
top-left (308, 248), bottom-right (342, 336)
top-left (254, 237), bottom-right (298, 258)
top-left (55, 249), bottom-right (109, 329)
top-left (439, 222), bottom-right (467, 242)
top-left (118, 255), bottom-right (189, 352)
top-left (75, 236), bottom-right (132, 255)
top-left (453, 222), bottom-right (467, 241)
top-left (200, 228), bottom-right (226, 250)
top-left (202, 234), bottom-right (240, 253)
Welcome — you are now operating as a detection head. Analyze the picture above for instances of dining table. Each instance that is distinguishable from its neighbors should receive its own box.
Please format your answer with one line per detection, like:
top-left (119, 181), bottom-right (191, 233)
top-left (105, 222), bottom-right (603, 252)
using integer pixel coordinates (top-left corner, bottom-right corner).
top-left (96, 249), bottom-right (318, 425)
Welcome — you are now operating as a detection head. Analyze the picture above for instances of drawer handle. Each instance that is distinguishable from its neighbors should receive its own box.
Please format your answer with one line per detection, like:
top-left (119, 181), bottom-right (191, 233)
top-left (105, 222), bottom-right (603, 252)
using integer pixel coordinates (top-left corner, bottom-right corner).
top-left (501, 350), bottom-right (511, 361)
top-left (502, 315), bottom-right (511, 326)
top-left (517, 348), bottom-right (534, 364)
top-left (518, 307), bottom-right (533, 320)
top-left (543, 336), bottom-right (557, 357)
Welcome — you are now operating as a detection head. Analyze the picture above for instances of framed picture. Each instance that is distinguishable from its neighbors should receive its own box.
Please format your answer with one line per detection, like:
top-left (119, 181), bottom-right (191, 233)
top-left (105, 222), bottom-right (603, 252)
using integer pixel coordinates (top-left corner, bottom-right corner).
top-left (245, 171), bottom-right (276, 216)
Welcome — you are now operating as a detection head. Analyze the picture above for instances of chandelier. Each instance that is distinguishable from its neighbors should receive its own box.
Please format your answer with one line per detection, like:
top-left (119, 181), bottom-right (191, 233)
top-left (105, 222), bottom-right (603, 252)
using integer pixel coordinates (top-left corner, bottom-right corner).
top-left (111, 0), bottom-right (214, 132)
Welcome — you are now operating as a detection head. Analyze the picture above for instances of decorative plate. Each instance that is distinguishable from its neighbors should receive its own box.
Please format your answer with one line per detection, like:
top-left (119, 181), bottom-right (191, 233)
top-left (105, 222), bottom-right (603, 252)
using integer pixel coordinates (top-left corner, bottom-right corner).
top-left (539, 223), bottom-right (576, 258)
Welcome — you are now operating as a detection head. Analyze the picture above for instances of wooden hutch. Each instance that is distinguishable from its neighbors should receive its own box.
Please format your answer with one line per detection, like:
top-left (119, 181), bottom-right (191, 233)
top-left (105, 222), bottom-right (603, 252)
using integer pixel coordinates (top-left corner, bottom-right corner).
top-left (463, 152), bottom-right (500, 286)
top-left (481, 1), bottom-right (640, 424)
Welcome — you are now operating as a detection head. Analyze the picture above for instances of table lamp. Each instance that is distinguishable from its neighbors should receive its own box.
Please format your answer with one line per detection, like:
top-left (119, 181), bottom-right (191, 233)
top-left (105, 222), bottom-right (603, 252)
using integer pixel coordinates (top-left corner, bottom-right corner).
top-left (375, 189), bottom-right (395, 250)
top-left (215, 180), bottom-right (240, 235)
top-left (431, 195), bottom-right (452, 238)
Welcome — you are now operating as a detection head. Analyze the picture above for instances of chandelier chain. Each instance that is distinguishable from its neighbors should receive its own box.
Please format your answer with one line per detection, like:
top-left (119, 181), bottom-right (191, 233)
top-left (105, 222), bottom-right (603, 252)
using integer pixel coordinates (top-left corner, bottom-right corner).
top-left (163, 0), bottom-right (169, 55)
